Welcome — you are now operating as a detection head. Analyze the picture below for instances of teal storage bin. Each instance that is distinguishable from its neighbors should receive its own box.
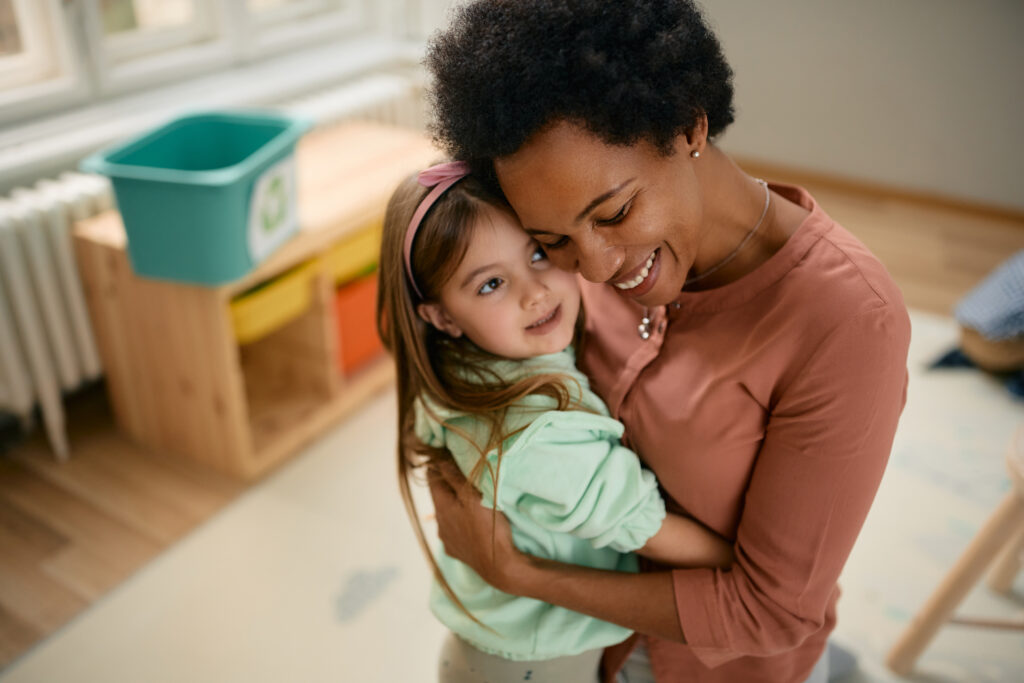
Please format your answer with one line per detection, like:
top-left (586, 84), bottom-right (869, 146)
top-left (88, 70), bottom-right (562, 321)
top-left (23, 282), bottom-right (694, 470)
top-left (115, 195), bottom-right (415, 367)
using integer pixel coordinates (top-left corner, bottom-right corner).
top-left (81, 110), bottom-right (313, 285)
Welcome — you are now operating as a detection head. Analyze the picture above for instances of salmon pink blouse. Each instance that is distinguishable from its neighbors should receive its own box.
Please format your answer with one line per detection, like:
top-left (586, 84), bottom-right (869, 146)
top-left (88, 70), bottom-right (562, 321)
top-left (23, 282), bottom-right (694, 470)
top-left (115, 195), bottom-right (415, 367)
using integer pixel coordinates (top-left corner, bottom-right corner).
top-left (579, 183), bottom-right (912, 683)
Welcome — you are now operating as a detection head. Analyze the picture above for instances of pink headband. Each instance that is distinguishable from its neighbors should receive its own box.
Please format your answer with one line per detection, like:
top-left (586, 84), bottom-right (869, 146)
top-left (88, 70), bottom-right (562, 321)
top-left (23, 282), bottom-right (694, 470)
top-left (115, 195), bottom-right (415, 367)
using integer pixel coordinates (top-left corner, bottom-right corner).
top-left (403, 161), bottom-right (471, 300)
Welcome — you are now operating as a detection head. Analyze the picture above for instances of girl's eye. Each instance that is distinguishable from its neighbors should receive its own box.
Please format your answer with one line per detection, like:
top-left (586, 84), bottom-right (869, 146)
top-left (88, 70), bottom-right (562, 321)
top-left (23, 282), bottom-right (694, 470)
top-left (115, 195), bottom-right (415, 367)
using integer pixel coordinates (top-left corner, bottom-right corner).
top-left (530, 245), bottom-right (548, 263)
top-left (478, 277), bottom-right (503, 295)
top-left (596, 200), bottom-right (630, 226)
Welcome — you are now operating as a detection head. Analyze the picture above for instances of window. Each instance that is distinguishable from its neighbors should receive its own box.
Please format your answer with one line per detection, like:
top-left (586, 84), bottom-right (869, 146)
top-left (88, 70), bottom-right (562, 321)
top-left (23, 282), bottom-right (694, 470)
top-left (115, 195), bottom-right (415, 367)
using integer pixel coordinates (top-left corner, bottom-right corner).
top-left (0, 0), bottom-right (82, 120)
top-left (79, 0), bottom-right (232, 95)
top-left (95, 0), bottom-right (216, 63)
top-left (0, 1), bottom-right (24, 56)
top-left (0, 0), bottom-right (66, 91)
top-left (0, 0), bottom-right (368, 127)
top-left (102, 0), bottom-right (197, 34)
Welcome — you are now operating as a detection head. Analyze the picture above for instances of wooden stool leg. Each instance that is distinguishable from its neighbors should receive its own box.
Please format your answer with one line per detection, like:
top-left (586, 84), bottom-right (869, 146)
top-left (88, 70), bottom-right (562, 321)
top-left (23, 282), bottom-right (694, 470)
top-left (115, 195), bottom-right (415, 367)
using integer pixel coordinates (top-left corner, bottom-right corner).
top-left (886, 492), bottom-right (1024, 676)
top-left (986, 524), bottom-right (1024, 594)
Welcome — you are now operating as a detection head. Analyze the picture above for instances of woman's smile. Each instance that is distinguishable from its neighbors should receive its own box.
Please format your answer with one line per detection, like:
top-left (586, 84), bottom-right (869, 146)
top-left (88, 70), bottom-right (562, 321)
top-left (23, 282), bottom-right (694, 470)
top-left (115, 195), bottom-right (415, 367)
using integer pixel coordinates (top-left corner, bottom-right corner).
top-left (613, 248), bottom-right (661, 296)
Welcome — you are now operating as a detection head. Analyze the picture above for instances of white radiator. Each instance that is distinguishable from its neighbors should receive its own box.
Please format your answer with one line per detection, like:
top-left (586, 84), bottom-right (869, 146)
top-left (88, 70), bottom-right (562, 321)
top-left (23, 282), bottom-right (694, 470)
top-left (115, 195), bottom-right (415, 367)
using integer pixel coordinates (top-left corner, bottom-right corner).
top-left (0, 73), bottom-right (425, 460)
top-left (0, 172), bottom-right (112, 460)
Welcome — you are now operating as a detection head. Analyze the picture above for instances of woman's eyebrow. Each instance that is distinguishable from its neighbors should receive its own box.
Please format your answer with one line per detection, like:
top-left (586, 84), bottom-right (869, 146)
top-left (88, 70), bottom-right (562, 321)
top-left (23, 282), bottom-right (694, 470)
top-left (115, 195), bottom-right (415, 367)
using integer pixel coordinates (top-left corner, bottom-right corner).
top-left (574, 178), bottom-right (635, 222)
top-left (522, 178), bottom-right (636, 236)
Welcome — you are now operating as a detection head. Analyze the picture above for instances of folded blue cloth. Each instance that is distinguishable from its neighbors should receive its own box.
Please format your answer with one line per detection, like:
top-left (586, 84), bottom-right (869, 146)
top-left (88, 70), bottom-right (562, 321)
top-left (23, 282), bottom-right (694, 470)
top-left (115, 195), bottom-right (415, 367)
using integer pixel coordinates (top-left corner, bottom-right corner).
top-left (954, 250), bottom-right (1024, 340)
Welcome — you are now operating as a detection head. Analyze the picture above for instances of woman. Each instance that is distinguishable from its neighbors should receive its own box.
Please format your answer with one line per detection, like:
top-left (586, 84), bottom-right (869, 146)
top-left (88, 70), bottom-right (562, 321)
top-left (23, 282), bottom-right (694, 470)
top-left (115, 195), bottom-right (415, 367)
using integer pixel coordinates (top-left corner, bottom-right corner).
top-left (423, 2), bottom-right (911, 682)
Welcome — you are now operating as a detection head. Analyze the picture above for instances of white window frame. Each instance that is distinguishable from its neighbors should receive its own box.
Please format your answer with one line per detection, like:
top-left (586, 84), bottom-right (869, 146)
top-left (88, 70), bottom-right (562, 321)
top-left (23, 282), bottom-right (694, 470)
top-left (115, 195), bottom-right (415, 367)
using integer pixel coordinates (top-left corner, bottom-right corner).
top-left (96, 1), bottom-right (220, 63)
top-left (78, 0), bottom-right (236, 97)
top-left (0, 0), bottom-right (87, 125)
top-left (0, 0), bottom-right (53, 89)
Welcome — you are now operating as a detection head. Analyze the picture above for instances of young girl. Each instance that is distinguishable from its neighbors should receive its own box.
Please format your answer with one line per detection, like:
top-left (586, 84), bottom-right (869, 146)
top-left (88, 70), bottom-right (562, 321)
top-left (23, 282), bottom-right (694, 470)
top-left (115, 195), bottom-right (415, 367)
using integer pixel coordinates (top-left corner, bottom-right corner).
top-left (376, 161), bottom-right (732, 683)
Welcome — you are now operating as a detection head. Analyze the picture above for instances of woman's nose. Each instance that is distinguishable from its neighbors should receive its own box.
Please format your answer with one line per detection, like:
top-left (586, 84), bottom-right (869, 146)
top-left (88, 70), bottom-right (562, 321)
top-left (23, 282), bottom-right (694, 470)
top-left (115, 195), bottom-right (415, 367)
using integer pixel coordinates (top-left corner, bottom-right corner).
top-left (573, 235), bottom-right (624, 284)
top-left (546, 248), bottom-right (578, 275)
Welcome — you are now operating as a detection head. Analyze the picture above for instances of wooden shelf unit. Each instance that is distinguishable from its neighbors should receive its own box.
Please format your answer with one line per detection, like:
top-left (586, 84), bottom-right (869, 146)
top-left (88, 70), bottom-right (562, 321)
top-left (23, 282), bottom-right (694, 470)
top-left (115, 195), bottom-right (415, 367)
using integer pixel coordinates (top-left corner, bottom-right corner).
top-left (73, 122), bottom-right (438, 479)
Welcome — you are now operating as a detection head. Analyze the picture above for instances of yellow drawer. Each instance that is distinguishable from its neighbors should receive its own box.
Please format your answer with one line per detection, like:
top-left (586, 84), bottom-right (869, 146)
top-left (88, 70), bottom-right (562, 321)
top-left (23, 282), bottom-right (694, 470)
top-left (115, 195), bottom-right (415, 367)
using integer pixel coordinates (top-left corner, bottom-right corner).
top-left (230, 260), bottom-right (319, 344)
top-left (323, 220), bottom-right (382, 286)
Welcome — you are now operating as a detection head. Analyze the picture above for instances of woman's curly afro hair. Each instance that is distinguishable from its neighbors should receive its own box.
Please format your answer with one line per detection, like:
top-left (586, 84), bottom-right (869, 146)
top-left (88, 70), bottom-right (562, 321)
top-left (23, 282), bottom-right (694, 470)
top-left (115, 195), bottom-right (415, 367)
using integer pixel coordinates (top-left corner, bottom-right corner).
top-left (425, 0), bottom-right (735, 169)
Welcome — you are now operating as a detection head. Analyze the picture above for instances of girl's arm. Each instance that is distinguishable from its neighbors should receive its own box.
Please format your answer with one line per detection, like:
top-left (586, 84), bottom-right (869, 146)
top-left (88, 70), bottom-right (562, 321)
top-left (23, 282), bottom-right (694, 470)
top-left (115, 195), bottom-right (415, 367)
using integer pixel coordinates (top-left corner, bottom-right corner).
top-left (637, 513), bottom-right (734, 568)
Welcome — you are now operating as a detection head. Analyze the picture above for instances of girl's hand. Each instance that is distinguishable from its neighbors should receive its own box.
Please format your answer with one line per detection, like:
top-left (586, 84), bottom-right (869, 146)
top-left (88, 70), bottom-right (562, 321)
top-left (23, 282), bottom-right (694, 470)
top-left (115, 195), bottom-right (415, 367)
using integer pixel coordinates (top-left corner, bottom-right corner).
top-left (428, 460), bottom-right (525, 592)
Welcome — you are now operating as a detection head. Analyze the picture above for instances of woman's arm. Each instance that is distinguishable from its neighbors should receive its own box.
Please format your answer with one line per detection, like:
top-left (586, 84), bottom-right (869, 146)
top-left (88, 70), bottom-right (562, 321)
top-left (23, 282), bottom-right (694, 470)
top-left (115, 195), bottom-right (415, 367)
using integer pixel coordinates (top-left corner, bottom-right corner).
top-left (428, 460), bottom-right (687, 642)
top-left (427, 463), bottom-right (733, 638)
top-left (430, 305), bottom-right (911, 661)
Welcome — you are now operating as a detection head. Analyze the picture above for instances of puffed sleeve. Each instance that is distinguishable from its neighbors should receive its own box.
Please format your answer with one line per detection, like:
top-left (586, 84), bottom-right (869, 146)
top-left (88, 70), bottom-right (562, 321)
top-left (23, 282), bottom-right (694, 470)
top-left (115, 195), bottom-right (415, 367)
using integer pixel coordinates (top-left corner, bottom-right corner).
top-left (672, 303), bottom-right (911, 668)
top-left (495, 410), bottom-right (667, 553)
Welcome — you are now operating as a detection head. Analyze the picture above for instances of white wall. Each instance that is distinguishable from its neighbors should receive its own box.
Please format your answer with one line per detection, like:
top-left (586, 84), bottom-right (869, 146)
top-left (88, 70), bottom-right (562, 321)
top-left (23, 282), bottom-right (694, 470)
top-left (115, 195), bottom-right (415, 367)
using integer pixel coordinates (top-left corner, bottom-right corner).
top-left (703, 0), bottom-right (1024, 211)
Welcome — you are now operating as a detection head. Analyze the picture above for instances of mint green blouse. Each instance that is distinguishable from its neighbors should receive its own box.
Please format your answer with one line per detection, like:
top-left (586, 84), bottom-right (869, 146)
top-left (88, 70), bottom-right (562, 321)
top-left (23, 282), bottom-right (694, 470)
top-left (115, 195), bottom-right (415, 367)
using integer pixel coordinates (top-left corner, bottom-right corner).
top-left (415, 347), bottom-right (666, 661)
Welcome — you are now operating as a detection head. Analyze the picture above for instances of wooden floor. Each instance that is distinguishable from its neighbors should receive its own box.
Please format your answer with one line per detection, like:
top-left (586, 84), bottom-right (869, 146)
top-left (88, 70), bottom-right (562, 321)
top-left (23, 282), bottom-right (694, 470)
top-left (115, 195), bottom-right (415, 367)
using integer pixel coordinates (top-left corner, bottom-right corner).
top-left (1, 169), bottom-right (1023, 670)
top-left (0, 386), bottom-right (245, 668)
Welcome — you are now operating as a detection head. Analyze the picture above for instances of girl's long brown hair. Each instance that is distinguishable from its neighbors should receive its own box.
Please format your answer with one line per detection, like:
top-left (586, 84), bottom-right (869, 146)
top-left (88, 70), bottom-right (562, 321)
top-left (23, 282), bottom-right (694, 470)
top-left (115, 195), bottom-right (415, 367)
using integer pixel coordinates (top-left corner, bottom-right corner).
top-left (376, 170), bottom-right (586, 629)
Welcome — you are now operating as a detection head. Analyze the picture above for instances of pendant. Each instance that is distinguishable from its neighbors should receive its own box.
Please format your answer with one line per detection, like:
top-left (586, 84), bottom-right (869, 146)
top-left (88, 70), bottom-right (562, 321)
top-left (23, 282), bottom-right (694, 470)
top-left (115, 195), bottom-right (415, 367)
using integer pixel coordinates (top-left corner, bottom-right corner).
top-left (638, 310), bottom-right (652, 340)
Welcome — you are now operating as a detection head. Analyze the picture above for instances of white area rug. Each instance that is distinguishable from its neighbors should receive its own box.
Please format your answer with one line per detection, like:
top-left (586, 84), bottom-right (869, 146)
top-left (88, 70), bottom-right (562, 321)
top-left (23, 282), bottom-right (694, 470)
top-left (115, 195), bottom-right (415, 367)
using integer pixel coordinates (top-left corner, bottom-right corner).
top-left (2, 310), bottom-right (1021, 682)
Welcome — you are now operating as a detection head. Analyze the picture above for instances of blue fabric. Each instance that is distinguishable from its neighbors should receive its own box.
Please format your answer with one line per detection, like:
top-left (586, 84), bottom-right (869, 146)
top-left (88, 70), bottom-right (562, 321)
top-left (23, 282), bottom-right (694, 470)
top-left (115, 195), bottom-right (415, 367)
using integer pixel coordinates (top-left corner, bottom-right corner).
top-left (954, 250), bottom-right (1024, 340)
top-left (929, 348), bottom-right (975, 369)
top-left (1006, 371), bottom-right (1024, 399)
top-left (929, 349), bottom-right (1024, 401)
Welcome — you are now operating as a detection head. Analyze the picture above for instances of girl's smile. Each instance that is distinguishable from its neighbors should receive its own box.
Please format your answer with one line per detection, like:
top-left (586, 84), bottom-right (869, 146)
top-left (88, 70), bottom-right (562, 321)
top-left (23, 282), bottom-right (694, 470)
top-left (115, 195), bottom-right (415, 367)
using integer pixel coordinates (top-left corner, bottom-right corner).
top-left (525, 304), bottom-right (562, 335)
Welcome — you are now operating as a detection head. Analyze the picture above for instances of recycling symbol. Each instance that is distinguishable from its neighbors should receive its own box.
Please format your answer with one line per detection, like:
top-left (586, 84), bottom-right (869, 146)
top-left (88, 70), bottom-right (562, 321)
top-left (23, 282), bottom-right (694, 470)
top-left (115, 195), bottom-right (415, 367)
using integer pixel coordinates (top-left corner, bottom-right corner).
top-left (248, 156), bottom-right (297, 263)
top-left (261, 174), bottom-right (287, 235)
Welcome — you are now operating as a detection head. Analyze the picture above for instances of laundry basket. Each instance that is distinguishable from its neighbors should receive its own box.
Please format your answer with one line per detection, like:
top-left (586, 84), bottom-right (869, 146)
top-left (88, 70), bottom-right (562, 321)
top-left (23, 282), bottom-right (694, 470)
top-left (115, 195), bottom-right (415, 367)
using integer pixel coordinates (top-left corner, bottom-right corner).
top-left (81, 110), bottom-right (313, 285)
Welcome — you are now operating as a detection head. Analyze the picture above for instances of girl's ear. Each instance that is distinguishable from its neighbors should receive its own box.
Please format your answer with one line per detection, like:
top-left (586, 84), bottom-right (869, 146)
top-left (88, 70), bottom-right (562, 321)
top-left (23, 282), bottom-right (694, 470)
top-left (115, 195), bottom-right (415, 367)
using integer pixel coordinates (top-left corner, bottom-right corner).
top-left (417, 302), bottom-right (464, 338)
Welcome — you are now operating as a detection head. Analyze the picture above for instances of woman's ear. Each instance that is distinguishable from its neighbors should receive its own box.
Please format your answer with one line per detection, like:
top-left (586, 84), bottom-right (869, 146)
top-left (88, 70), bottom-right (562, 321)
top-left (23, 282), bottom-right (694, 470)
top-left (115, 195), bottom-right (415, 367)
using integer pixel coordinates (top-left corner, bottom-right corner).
top-left (417, 302), bottom-right (464, 338)
top-left (682, 112), bottom-right (710, 156)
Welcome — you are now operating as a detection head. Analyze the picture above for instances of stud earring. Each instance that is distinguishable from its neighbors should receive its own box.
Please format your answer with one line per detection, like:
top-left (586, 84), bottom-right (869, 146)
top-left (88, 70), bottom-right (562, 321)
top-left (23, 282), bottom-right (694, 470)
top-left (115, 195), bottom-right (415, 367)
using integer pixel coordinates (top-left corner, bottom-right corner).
top-left (690, 150), bottom-right (700, 158)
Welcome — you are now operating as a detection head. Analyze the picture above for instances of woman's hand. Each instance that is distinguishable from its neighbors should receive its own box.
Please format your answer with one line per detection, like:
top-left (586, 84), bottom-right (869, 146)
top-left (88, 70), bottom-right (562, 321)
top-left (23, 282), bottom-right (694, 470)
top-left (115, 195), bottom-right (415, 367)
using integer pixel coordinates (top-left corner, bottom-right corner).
top-left (428, 459), bottom-right (686, 642)
top-left (428, 460), bottom-right (526, 593)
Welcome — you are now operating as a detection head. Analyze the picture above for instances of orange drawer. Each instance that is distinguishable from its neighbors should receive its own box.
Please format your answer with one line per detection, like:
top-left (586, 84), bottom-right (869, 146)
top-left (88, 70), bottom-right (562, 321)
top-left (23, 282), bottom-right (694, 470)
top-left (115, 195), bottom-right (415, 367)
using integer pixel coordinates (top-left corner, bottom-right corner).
top-left (335, 272), bottom-right (384, 374)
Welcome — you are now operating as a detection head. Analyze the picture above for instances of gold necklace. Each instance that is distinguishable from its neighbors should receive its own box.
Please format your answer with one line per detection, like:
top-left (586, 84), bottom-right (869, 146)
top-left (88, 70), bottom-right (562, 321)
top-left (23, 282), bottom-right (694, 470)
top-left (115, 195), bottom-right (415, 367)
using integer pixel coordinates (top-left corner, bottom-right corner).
top-left (684, 178), bottom-right (771, 286)
top-left (638, 179), bottom-right (771, 340)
